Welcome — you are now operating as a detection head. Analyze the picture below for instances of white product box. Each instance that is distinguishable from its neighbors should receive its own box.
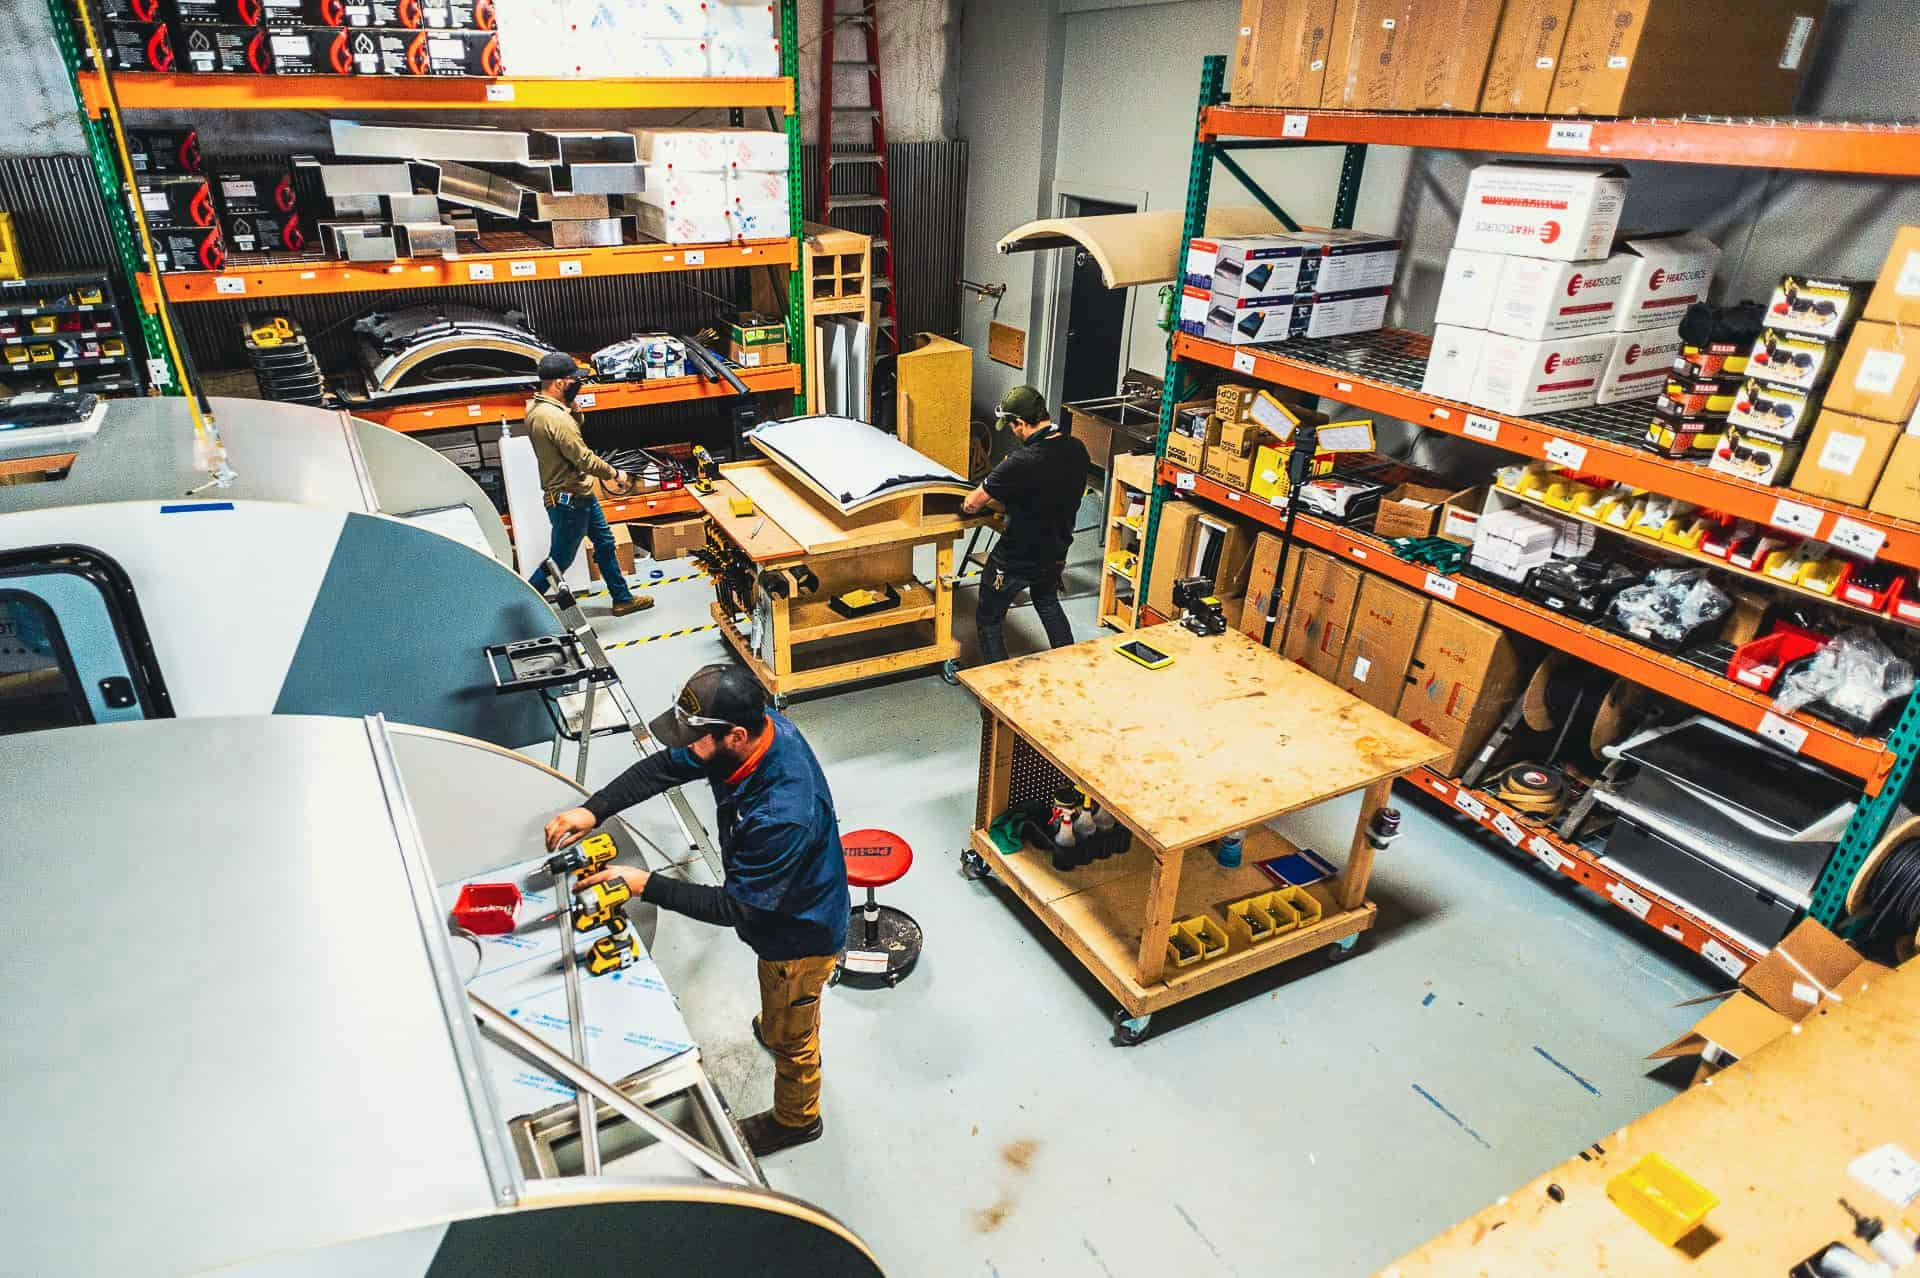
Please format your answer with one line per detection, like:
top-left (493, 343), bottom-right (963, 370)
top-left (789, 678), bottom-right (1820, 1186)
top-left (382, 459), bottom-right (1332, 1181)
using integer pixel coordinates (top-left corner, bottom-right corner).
top-left (1598, 326), bottom-right (1685, 404)
top-left (1455, 161), bottom-right (1631, 263)
top-left (625, 37), bottom-right (709, 77)
top-left (1614, 232), bottom-right (1721, 332)
top-left (1421, 324), bottom-right (1493, 402)
top-left (1434, 248), bottom-right (1504, 329)
top-left (1210, 235), bottom-right (1310, 298)
top-left (637, 0), bottom-right (708, 37)
top-left (631, 199), bottom-right (731, 245)
top-left (1203, 287), bottom-right (1392, 345)
top-left (1470, 331), bottom-right (1617, 415)
top-left (709, 38), bottom-right (781, 77)
top-left (1288, 228), bottom-right (1401, 292)
top-left (1178, 285), bottom-right (1212, 337)
top-left (493, 0), bottom-right (573, 76)
top-left (707, 0), bottom-right (777, 39)
top-left (728, 168), bottom-right (790, 209)
top-left (1201, 290), bottom-right (1300, 345)
top-left (1489, 251), bottom-right (1633, 339)
top-left (1295, 287), bottom-right (1391, 339)
top-left (727, 205), bottom-right (788, 238)
top-left (1184, 239), bottom-right (1221, 288)
top-left (629, 128), bottom-right (789, 173)
top-left (632, 166), bottom-right (727, 209)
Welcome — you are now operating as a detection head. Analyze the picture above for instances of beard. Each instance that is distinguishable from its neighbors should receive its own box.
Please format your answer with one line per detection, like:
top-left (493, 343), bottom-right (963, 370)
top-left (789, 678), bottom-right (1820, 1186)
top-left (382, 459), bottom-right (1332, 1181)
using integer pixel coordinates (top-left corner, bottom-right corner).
top-left (702, 740), bottom-right (748, 779)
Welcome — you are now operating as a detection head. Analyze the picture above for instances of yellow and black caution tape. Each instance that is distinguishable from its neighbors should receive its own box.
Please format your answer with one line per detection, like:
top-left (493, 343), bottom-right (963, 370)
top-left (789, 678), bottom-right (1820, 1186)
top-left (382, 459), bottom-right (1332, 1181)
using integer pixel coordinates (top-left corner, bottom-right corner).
top-left (606, 622), bottom-right (723, 650)
top-left (576, 568), bottom-right (708, 601)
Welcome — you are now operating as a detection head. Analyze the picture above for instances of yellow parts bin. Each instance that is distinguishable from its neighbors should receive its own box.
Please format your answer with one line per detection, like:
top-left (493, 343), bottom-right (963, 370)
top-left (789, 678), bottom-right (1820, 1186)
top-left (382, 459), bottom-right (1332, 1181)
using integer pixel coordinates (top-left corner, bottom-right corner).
top-left (1222, 886), bottom-right (1324, 950)
top-left (1606, 1153), bottom-right (1717, 1247)
top-left (0, 211), bottom-right (21, 281)
top-left (1165, 914), bottom-right (1230, 969)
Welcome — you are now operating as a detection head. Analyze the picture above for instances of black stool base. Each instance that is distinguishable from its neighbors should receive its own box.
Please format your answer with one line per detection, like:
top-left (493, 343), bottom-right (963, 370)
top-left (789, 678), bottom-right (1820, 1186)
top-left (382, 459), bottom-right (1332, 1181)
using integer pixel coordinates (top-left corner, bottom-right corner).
top-left (835, 904), bottom-right (923, 987)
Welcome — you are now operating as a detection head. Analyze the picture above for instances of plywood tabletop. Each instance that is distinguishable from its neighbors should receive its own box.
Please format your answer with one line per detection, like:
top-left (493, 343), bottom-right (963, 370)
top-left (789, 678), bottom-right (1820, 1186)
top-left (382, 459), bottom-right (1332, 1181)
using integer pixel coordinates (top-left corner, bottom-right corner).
top-left (692, 471), bottom-right (806, 562)
top-left (698, 459), bottom-right (985, 561)
top-left (959, 624), bottom-right (1443, 853)
top-left (1386, 958), bottom-right (1920, 1277)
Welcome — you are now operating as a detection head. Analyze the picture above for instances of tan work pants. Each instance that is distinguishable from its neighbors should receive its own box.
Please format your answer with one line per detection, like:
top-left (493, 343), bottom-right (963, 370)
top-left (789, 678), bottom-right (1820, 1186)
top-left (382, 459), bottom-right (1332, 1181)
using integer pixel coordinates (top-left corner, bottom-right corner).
top-left (756, 954), bottom-right (837, 1127)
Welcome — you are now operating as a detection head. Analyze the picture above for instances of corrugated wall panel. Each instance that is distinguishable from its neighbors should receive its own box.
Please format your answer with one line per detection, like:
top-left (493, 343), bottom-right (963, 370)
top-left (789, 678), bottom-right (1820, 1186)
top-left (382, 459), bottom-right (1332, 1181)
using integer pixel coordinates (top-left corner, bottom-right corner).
top-left (0, 155), bottom-right (117, 274)
top-left (801, 139), bottom-right (968, 341)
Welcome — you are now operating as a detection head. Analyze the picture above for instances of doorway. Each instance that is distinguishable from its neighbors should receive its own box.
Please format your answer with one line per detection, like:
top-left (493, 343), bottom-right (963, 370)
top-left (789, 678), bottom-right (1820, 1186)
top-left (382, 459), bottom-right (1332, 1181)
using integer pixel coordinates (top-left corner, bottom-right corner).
top-left (1044, 188), bottom-right (1142, 412)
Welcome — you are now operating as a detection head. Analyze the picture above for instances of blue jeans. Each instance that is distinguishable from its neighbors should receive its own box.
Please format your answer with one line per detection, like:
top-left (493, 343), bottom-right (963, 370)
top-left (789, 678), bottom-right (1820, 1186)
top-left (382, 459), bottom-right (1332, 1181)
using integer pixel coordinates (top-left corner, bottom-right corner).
top-left (528, 492), bottom-right (633, 604)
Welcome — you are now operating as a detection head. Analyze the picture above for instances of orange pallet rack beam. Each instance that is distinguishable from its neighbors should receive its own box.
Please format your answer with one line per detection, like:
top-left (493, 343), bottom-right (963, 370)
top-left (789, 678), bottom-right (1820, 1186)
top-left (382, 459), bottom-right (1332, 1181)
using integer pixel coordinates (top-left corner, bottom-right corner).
top-left (353, 363), bottom-right (800, 434)
top-left (78, 71), bottom-right (794, 115)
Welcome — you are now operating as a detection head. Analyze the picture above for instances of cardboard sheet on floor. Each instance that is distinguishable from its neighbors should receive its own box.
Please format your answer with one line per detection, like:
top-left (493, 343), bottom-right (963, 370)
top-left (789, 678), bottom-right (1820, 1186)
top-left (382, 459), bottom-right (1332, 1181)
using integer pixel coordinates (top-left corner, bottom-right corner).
top-left (439, 855), bottom-right (696, 1118)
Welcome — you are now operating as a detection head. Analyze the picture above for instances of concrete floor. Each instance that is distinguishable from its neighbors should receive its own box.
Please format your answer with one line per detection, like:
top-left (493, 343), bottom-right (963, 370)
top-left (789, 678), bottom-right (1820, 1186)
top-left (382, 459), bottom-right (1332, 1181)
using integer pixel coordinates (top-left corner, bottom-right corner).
top-left (550, 495), bottom-right (1716, 1277)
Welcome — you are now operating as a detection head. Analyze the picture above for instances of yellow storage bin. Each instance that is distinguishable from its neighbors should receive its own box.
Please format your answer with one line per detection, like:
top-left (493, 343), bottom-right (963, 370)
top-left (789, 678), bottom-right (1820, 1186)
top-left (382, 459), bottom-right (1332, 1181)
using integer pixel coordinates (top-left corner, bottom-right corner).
top-left (1279, 885), bottom-right (1323, 929)
top-left (1166, 914), bottom-right (1229, 968)
top-left (1607, 1153), bottom-right (1717, 1246)
top-left (1660, 517), bottom-right (1710, 551)
top-left (1224, 891), bottom-right (1298, 949)
top-left (1799, 556), bottom-right (1845, 596)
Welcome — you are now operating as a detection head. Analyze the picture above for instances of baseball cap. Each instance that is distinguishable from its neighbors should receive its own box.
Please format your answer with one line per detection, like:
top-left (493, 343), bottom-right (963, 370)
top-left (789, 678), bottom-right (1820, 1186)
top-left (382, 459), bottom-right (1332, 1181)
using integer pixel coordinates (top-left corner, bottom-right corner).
top-left (647, 663), bottom-right (768, 748)
top-left (537, 351), bottom-right (582, 381)
top-left (995, 384), bottom-right (1047, 426)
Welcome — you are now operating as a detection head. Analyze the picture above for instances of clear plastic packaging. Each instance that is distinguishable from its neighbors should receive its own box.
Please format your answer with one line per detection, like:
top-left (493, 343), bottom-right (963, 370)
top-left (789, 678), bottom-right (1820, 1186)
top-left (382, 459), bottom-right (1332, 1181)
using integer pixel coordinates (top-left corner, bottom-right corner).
top-left (1772, 627), bottom-right (1915, 726)
top-left (1608, 568), bottom-right (1731, 648)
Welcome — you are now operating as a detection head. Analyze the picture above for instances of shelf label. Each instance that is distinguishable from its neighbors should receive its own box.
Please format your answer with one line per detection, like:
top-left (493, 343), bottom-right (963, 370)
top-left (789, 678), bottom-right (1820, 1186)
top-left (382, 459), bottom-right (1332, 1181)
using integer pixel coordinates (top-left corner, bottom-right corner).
top-left (214, 277), bottom-right (246, 295)
top-left (1607, 881), bottom-right (1653, 918)
top-left (1757, 712), bottom-right (1809, 754)
top-left (559, 260), bottom-right (583, 276)
top-left (1768, 497), bottom-right (1823, 536)
top-left (1282, 113), bottom-right (1309, 138)
top-left (684, 249), bottom-right (706, 266)
top-left (467, 262), bottom-right (495, 281)
top-left (1225, 490), bottom-right (1242, 502)
top-left (1464, 413), bottom-right (1501, 443)
top-left (573, 392), bottom-right (596, 408)
top-left (1490, 811), bottom-right (1526, 847)
top-left (1453, 790), bottom-right (1488, 820)
top-left (1528, 835), bottom-right (1567, 872)
top-left (486, 82), bottom-right (516, 101)
top-left (1829, 516), bottom-right (1886, 560)
top-left (1699, 938), bottom-right (1749, 979)
top-left (147, 357), bottom-right (171, 387)
top-left (1547, 122), bottom-right (1593, 152)
top-left (1423, 571), bottom-right (1457, 601)
top-left (509, 260), bottom-right (536, 277)
top-left (299, 270), bottom-right (318, 280)
top-left (1232, 350), bottom-right (1256, 374)
top-left (467, 404), bottom-right (483, 416)
top-left (1543, 438), bottom-right (1586, 468)
top-left (1349, 546), bottom-right (1368, 561)
top-left (1175, 470), bottom-right (1195, 491)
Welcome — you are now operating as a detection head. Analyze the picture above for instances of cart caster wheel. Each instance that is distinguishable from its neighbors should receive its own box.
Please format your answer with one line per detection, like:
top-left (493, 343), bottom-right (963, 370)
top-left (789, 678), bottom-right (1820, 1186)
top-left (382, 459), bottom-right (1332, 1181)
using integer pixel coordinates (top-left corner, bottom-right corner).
top-left (959, 848), bottom-right (990, 881)
top-left (1112, 1010), bottom-right (1151, 1047)
top-left (886, 971), bottom-right (900, 987)
top-left (941, 658), bottom-right (961, 685)
top-left (772, 693), bottom-right (790, 711)
top-left (1325, 934), bottom-right (1361, 964)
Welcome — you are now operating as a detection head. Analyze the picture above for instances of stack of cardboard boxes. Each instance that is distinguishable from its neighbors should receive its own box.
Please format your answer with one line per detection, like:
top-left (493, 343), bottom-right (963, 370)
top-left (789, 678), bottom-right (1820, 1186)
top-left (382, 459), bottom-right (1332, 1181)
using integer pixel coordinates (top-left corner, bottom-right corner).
top-left (1232, 0), bottom-right (1828, 117)
top-left (1235, 529), bottom-right (1532, 774)
top-left (1784, 228), bottom-right (1920, 516)
top-left (1166, 383), bottom-right (1338, 501)
top-left (1180, 230), bottom-right (1401, 347)
top-left (1423, 162), bottom-right (1722, 421)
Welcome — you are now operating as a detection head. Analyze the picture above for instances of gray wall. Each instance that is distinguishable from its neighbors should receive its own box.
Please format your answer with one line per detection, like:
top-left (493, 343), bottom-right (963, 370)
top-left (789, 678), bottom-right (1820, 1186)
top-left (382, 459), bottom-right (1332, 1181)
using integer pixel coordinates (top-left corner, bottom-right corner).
top-left (798, 0), bottom-right (958, 143)
top-left (5, 1), bottom-right (87, 156)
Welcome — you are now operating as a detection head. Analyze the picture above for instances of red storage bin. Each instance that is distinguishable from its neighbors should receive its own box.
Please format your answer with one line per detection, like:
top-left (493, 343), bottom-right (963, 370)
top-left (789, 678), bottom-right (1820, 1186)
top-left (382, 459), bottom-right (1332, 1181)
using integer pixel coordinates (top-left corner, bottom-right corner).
top-left (451, 882), bottom-right (522, 935)
top-left (1728, 626), bottom-right (1828, 693)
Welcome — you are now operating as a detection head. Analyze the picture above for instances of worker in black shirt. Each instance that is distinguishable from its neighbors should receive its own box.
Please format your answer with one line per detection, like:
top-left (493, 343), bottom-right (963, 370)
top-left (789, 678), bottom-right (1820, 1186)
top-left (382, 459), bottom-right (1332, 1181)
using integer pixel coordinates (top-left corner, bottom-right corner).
top-left (543, 663), bottom-right (848, 1157)
top-left (961, 385), bottom-right (1090, 664)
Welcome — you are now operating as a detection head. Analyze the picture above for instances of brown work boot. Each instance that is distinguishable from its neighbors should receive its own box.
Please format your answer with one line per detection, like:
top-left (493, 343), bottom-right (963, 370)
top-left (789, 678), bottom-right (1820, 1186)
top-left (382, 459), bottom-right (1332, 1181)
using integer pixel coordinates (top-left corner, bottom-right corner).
top-left (610, 594), bottom-right (655, 617)
top-left (740, 1109), bottom-right (823, 1156)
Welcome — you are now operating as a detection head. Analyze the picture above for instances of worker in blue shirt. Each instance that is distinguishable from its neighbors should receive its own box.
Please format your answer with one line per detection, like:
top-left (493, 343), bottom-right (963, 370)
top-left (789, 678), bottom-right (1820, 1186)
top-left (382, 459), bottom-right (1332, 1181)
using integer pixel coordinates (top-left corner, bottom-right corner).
top-left (544, 663), bottom-right (848, 1157)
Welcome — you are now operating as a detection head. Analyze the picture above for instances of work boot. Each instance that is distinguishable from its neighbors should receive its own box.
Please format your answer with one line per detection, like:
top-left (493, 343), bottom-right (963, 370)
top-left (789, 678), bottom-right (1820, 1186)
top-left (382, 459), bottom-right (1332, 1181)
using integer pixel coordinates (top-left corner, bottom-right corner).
top-left (740, 1109), bottom-right (823, 1156)
top-left (751, 1015), bottom-right (769, 1052)
top-left (610, 594), bottom-right (655, 617)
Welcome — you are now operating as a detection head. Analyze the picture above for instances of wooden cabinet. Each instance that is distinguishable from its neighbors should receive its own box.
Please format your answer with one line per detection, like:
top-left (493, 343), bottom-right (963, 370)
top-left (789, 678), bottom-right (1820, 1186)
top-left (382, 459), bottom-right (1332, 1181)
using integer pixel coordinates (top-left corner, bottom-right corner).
top-left (1097, 452), bottom-right (1155, 631)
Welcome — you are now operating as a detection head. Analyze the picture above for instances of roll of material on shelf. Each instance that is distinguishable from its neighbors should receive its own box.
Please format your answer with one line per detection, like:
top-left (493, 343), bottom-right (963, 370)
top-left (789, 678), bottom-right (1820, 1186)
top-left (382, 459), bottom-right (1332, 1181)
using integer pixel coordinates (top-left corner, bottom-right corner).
top-left (1494, 764), bottom-right (1568, 819)
top-left (1849, 813), bottom-right (1920, 958)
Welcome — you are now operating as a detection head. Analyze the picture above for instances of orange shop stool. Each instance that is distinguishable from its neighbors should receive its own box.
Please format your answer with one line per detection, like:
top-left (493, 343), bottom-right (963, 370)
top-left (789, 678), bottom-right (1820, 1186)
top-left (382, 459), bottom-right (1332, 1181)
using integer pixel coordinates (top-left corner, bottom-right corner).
top-left (836, 828), bottom-right (922, 987)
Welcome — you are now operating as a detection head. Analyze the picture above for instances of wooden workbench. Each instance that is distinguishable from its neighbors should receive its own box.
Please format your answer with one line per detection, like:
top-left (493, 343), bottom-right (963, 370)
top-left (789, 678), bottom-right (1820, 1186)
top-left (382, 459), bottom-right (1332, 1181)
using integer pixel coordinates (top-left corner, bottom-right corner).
top-left (1386, 957), bottom-right (1920, 1276)
top-left (692, 455), bottom-right (988, 704)
top-left (958, 623), bottom-right (1443, 1037)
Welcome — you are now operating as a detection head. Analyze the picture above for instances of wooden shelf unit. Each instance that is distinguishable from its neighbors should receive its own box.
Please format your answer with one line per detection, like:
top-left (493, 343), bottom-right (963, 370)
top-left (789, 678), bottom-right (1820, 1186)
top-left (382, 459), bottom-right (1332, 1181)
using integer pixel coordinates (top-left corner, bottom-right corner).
top-left (1098, 452), bottom-right (1155, 632)
top-left (796, 222), bottom-right (873, 414)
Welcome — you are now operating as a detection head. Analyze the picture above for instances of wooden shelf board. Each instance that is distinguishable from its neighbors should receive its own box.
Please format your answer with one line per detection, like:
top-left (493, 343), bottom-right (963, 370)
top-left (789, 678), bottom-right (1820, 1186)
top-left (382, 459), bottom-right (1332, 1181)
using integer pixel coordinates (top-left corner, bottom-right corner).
top-left (788, 583), bottom-right (937, 641)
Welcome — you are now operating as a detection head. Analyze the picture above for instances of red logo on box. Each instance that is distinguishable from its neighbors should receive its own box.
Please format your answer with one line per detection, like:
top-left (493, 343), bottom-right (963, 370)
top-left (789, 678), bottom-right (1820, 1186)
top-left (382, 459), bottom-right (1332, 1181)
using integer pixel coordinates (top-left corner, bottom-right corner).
top-left (1538, 220), bottom-right (1562, 246)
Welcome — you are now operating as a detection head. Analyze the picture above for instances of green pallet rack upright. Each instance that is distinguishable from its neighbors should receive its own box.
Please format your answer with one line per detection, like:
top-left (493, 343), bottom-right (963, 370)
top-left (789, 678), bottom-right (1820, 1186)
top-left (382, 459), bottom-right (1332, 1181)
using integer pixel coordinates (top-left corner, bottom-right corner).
top-left (1139, 53), bottom-right (1920, 952)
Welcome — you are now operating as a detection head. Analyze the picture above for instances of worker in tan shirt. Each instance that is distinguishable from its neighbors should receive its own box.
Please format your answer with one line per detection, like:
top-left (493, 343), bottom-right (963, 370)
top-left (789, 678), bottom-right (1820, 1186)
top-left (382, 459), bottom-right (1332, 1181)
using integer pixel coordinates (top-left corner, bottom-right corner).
top-left (526, 352), bottom-right (652, 615)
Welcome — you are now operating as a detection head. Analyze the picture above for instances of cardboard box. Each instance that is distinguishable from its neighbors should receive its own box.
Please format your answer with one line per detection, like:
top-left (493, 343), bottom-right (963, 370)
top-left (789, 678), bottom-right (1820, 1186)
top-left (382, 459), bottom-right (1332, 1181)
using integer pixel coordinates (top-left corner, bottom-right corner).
top-left (586, 520), bottom-right (636, 581)
top-left (1438, 487), bottom-right (1488, 545)
top-left (1210, 237), bottom-right (1311, 298)
top-left (1454, 161), bottom-right (1630, 263)
top-left (1420, 324), bottom-right (1493, 403)
top-left (1747, 328), bottom-right (1841, 392)
top-left (1165, 431), bottom-right (1207, 470)
top-left (1148, 506), bottom-right (1258, 617)
top-left (1764, 274), bottom-right (1873, 341)
top-left (1613, 232), bottom-right (1721, 332)
top-left (1233, 0), bottom-right (1339, 107)
top-left (1649, 918), bottom-right (1889, 1083)
top-left (1216, 418), bottom-right (1258, 458)
top-left (1598, 326), bottom-right (1684, 404)
top-left (1825, 321), bottom-right (1920, 424)
top-left (1320, 0), bottom-right (1414, 109)
top-left (1549, 0), bottom-right (1828, 118)
top-left (1709, 421), bottom-right (1800, 486)
top-left (1201, 446), bottom-right (1257, 492)
top-left (729, 337), bottom-right (787, 368)
top-left (1727, 376), bottom-right (1820, 442)
top-left (1479, 0), bottom-right (1575, 112)
top-left (1237, 532), bottom-right (1302, 643)
top-left (1434, 248), bottom-right (1504, 329)
top-left (1489, 250), bottom-right (1634, 339)
top-left (1865, 226), bottom-right (1920, 328)
top-left (1215, 383), bottom-right (1260, 423)
top-left (1374, 483), bottom-right (1463, 539)
top-left (1871, 433), bottom-right (1920, 521)
top-left (1287, 228), bottom-right (1402, 293)
top-left (1202, 286), bottom-right (1391, 345)
top-left (1337, 576), bottom-right (1430, 712)
top-left (1470, 331), bottom-right (1616, 415)
top-left (1285, 553), bottom-right (1363, 680)
top-left (1398, 0), bottom-right (1503, 110)
top-left (642, 515), bottom-right (705, 561)
top-left (1790, 411), bottom-right (1901, 506)
top-left (1394, 603), bottom-right (1528, 776)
